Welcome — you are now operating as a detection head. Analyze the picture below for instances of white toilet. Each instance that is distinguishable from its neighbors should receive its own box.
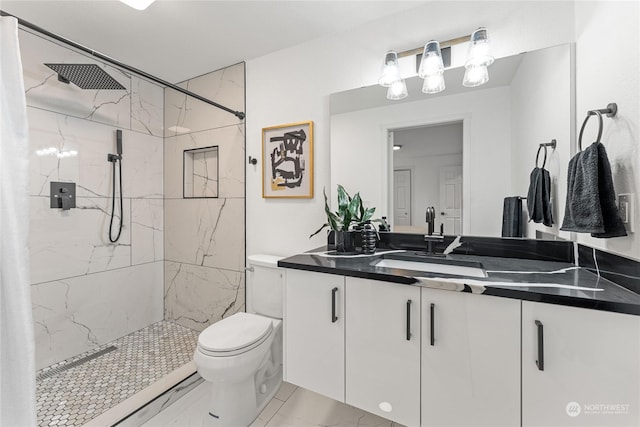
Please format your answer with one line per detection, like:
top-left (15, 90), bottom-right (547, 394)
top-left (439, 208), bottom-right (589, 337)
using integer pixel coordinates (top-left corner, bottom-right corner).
top-left (193, 255), bottom-right (284, 427)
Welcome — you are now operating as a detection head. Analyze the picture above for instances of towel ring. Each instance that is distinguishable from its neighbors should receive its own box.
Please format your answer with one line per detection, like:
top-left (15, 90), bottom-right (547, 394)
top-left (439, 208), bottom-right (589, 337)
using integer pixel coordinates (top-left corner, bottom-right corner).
top-left (535, 139), bottom-right (556, 168)
top-left (578, 110), bottom-right (603, 151)
top-left (578, 103), bottom-right (617, 151)
top-left (535, 145), bottom-right (548, 168)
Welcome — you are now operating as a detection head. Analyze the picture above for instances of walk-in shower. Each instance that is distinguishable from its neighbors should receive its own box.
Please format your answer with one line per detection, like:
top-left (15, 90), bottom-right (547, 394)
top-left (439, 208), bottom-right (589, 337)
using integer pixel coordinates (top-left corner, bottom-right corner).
top-left (1, 8), bottom-right (246, 426)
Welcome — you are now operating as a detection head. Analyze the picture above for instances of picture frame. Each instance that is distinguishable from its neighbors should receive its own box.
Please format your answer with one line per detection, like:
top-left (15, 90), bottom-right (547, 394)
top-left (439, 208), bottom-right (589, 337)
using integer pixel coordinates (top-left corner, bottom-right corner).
top-left (262, 121), bottom-right (314, 198)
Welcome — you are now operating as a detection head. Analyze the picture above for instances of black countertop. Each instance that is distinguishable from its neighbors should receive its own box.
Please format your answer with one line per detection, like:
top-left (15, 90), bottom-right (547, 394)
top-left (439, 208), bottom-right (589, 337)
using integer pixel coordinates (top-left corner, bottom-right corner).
top-left (279, 247), bottom-right (640, 316)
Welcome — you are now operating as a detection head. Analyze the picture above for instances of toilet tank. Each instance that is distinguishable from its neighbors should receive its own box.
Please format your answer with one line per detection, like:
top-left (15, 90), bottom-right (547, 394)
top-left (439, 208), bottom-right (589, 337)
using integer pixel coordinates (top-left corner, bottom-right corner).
top-left (246, 254), bottom-right (283, 318)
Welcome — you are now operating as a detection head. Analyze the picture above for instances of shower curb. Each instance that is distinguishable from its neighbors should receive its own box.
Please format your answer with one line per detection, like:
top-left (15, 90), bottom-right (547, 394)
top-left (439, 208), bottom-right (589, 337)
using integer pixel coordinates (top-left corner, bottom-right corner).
top-left (84, 361), bottom-right (198, 427)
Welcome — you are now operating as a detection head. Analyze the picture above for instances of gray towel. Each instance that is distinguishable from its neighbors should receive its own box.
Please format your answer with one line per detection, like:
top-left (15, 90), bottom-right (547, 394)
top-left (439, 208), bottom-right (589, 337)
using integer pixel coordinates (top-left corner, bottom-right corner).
top-left (527, 167), bottom-right (553, 227)
top-left (560, 142), bottom-right (627, 238)
top-left (502, 197), bottom-right (524, 238)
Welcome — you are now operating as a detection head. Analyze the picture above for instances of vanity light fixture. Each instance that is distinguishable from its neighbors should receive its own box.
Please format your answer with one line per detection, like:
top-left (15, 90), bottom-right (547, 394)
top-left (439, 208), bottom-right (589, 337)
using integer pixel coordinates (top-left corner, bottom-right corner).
top-left (463, 27), bottom-right (494, 87)
top-left (378, 27), bottom-right (494, 99)
top-left (418, 41), bottom-right (446, 94)
top-left (119, 0), bottom-right (156, 10)
top-left (393, 145), bottom-right (403, 151)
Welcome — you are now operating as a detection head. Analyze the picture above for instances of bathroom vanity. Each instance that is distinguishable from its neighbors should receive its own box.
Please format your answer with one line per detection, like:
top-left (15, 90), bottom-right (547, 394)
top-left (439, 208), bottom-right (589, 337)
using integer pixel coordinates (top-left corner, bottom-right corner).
top-left (279, 244), bottom-right (640, 427)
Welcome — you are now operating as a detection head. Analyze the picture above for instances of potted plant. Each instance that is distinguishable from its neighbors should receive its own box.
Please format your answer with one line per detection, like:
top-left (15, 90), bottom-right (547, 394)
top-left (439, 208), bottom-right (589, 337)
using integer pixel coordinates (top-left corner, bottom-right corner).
top-left (310, 185), bottom-right (377, 252)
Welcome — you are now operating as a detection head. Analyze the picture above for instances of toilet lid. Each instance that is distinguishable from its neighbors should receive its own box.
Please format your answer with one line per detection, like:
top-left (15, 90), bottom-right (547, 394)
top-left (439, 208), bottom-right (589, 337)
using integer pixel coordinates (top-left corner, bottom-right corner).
top-left (198, 312), bottom-right (273, 353)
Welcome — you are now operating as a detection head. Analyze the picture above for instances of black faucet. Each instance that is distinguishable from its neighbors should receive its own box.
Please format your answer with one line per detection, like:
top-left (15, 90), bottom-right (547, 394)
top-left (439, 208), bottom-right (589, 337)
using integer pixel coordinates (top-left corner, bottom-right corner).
top-left (424, 206), bottom-right (444, 256)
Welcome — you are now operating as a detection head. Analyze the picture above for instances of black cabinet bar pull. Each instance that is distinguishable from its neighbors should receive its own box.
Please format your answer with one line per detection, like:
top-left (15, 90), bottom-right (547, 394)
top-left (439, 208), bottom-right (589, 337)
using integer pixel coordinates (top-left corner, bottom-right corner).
top-left (430, 303), bottom-right (435, 346)
top-left (535, 320), bottom-right (544, 371)
top-left (406, 300), bottom-right (412, 341)
top-left (331, 287), bottom-right (338, 323)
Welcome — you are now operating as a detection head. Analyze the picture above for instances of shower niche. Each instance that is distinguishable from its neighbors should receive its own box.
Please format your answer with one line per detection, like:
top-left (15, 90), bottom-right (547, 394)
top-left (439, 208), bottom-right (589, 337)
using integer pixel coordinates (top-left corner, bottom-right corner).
top-left (183, 145), bottom-right (219, 198)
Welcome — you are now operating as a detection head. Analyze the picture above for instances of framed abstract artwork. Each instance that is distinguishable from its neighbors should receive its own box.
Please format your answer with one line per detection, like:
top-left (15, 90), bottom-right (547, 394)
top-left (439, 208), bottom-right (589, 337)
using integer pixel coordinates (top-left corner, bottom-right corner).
top-left (262, 121), bottom-right (314, 198)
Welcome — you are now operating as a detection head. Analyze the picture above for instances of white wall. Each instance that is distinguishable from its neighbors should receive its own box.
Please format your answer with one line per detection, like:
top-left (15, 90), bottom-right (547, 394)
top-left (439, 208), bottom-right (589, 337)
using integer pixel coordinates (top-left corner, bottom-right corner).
top-left (574, 1), bottom-right (640, 260)
top-left (510, 44), bottom-right (573, 240)
top-left (246, 1), bottom-right (576, 256)
top-left (331, 87), bottom-right (510, 237)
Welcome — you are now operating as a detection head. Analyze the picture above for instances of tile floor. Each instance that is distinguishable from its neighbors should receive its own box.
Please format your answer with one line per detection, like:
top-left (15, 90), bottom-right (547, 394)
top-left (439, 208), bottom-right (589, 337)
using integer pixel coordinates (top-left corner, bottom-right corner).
top-left (36, 320), bottom-right (199, 427)
top-left (143, 381), bottom-right (403, 427)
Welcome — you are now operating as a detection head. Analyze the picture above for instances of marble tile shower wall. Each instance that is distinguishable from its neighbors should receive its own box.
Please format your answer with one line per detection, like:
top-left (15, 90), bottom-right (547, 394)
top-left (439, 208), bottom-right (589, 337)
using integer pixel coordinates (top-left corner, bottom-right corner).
top-left (164, 62), bottom-right (246, 331)
top-left (20, 31), bottom-right (165, 370)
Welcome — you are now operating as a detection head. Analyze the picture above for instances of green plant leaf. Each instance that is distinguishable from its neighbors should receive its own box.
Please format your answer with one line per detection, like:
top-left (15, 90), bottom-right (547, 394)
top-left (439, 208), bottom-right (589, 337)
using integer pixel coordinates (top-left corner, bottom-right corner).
top-left (309, 223), bottom-right (329, 238)
top-left (323, 188), bottom-right (340, 230)
top-left (361, 207), bottom-right (376, 222)
top-left (336, 184), bottom-right (350, 212)
top-left (349, 192), bottom-right (362, 220)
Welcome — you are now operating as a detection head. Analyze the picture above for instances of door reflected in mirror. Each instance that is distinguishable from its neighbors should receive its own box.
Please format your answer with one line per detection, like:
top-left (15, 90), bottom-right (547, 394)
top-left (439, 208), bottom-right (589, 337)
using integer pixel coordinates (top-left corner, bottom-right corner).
top-left (391, 122), bottom-right (463, 235)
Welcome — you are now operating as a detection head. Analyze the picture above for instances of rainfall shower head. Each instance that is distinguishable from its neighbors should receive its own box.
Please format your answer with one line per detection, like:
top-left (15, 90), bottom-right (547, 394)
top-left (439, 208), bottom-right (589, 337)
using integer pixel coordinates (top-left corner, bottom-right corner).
top-left (44, 63), bottom-right (126, 90)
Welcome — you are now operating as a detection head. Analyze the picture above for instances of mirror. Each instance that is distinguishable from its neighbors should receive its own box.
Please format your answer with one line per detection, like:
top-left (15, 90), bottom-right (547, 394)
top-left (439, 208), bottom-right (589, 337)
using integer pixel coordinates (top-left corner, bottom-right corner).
top-left (330, 43), bottom-right (574, 239)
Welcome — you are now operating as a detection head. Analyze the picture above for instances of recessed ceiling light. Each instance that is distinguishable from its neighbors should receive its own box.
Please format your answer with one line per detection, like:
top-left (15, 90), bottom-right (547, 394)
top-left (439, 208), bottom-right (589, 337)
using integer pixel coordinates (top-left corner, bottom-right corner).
top-left (119, 0), bottom-right (156, 11)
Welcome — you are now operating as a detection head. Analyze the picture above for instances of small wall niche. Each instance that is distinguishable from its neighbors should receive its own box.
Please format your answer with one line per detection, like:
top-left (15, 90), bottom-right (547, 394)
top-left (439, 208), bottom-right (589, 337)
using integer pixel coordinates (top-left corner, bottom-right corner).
top-left (184, 146), bottom-right (219, 198)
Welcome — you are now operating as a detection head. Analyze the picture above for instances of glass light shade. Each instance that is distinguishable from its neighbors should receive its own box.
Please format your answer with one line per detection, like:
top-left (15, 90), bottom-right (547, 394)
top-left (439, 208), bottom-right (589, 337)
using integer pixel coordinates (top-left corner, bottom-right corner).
top-left (422, 73), bottom-right (445, 94)
top-left (463, 64), bottom-right (489, 87)
top-left (378, 51), bottom-right (401, 87)
top-left (465, 27), bottom-right (494, 68)
top-left (418, 41), bottom-right (444, 78)
top-left (387, 79), bottom-right (408, 100)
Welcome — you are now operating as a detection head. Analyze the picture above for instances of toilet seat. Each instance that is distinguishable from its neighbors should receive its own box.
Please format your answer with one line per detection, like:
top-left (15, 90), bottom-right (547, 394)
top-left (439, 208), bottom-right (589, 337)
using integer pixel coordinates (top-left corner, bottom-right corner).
top-left (197, 312), bottom-right (274, 357)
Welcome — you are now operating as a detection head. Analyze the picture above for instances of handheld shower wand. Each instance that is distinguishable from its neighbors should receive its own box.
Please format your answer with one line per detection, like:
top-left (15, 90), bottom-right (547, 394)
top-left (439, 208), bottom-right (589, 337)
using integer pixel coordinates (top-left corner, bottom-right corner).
top-left (108, 130), bottom-right (123, 243)
top-left (116, 129), bottom-right (123, 157)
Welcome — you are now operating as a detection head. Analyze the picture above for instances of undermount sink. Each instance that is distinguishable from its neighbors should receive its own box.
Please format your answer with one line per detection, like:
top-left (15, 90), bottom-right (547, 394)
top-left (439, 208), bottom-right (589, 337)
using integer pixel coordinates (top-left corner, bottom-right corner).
top-left (373, 253), bottom-right (487, 278)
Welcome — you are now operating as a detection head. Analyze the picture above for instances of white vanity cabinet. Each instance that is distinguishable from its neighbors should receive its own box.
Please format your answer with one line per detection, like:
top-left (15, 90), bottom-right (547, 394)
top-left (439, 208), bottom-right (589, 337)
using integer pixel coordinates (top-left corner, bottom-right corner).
top-left (345, 277), bottom-right (421, 427)
top-left (421, 288), bottom-right (521, 427)
top-left (522, 301), bottom-right (640, 427)
top-left (283, 269), bottom-right (345, 402)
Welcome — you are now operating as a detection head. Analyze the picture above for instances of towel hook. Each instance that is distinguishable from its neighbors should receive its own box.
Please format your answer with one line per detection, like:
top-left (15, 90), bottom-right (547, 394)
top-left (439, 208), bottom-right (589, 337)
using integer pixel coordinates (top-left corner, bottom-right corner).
top-left (535, 139), bottom-right (556, 168)
top-left (578, 103), bottom-right (617, 151)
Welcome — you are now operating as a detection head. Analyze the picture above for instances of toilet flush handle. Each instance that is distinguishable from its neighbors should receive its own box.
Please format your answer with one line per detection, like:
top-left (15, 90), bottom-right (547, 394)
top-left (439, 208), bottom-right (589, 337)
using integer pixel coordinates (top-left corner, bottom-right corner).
top-left (245, 266), bottom-right (254, 272)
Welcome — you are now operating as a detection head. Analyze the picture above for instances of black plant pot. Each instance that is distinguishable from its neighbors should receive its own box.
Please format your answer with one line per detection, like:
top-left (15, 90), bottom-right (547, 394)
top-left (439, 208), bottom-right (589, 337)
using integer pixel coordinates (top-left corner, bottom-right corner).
top-left (334, 230), bottom-right (357, 253)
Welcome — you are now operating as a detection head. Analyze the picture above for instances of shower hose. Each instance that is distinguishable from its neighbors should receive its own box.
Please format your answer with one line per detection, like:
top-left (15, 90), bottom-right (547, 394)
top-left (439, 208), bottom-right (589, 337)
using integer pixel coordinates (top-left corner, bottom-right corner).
top-left (108, 158), bottom-right (123, 243)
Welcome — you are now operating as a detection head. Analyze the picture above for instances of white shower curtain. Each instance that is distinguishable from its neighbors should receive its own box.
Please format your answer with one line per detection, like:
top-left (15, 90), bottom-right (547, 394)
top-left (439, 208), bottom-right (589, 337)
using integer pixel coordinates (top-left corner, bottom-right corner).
top-left (0, 16), bottom-right (36, 426)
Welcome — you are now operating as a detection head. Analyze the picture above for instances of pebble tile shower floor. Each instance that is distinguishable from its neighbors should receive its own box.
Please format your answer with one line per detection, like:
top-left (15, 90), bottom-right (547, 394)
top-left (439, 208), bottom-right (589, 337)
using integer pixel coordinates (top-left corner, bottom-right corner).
top-left (36, 320), bottom-right (199, 426)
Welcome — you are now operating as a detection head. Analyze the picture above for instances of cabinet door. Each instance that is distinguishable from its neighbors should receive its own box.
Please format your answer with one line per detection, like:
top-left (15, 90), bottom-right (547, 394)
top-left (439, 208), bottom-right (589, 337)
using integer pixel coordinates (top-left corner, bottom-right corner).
top-left (421, 289), bottom-right (520, 427)
top-left (522, 301), bottom-right (640, 426)
top-left (284, 269), bottom-right (345, 402)
top-left (345, 277), bottom-right (421, 427)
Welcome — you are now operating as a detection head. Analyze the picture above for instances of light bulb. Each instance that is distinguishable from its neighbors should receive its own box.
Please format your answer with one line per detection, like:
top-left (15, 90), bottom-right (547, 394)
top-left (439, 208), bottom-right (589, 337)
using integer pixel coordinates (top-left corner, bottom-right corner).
top-left (422, 73), bottom-right (445, 94)
top-left (465, 28), bottom-right (494, 68)
top-left (418, 41), bottom-right (444, 78)
top-left (463, 65), bottom-right (489, 87)
top-left (378, 51), bottom-right (401, 87)
top-left (387, 79), bottom-right (408, 100)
